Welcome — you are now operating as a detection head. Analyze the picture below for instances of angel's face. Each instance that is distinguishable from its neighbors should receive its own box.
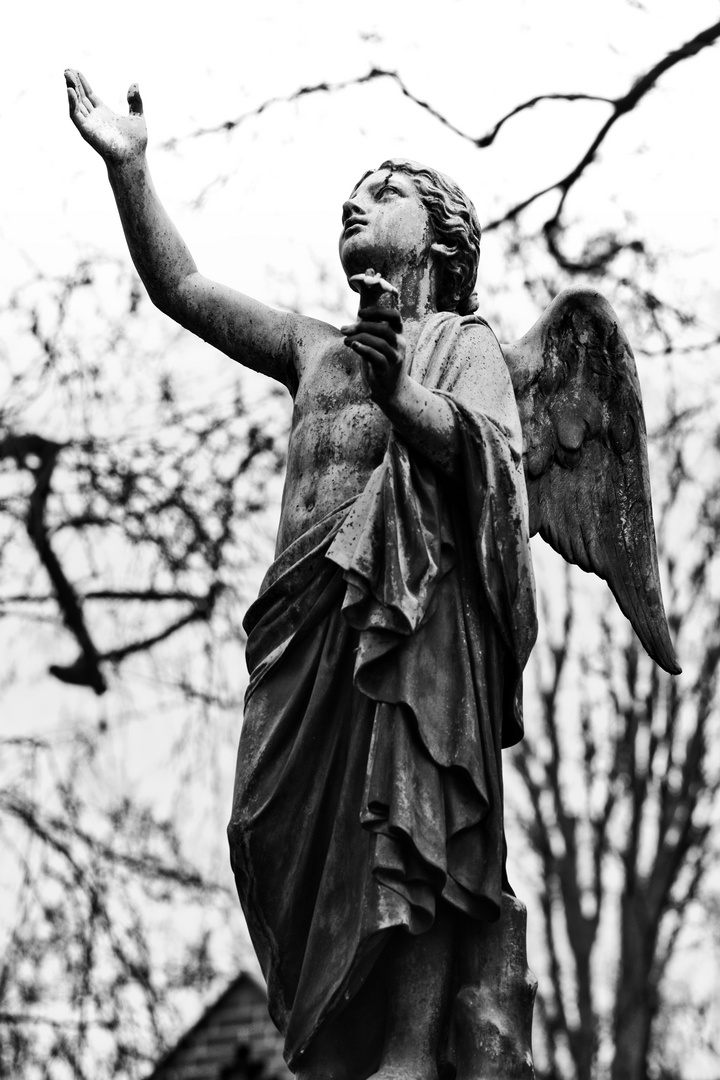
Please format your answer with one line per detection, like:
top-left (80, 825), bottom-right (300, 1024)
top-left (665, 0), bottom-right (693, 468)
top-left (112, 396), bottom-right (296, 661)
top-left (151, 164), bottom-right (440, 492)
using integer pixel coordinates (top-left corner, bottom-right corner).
top-left (338, 169), bottom-right (432, 280)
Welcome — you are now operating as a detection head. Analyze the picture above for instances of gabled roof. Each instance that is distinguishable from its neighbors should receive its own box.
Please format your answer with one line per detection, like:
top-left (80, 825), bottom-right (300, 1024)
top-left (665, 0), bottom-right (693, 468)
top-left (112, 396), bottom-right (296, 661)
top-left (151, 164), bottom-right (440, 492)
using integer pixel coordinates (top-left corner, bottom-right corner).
top-left (146, 972), bottom-right (291, 1080)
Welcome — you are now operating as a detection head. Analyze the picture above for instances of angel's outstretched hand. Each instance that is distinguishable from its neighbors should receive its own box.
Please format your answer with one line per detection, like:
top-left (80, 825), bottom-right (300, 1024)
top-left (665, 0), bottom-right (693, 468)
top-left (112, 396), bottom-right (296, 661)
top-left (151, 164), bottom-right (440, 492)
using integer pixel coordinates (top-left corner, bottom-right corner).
top-left (64, 69), bottom-right (147, 165)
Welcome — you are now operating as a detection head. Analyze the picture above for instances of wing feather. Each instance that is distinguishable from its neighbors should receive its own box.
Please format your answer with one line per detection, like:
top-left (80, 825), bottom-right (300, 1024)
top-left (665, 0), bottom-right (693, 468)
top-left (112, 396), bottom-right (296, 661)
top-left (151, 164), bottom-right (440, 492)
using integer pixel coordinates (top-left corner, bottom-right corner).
top-left (502, 287), bottom-right (680, 675)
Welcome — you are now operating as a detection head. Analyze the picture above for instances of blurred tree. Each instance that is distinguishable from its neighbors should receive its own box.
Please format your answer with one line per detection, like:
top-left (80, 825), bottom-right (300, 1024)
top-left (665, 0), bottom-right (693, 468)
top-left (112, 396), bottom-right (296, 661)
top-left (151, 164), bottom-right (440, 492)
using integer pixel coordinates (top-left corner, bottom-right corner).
top-left (509, 400), bottom-right (720, 1080)
top-left (0, 257), bottom-right (288, 1077)
top-left (0, 728), bottom-right (236, 1077)
top-left (0, 257), bottom-right (286, 696)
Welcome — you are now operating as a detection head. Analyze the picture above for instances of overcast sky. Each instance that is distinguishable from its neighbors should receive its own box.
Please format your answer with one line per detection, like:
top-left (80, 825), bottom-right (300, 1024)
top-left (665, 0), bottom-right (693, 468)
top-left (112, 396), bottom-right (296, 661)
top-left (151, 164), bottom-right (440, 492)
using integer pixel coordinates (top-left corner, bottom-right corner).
top-left (4, 0), bottom-right (719, 319)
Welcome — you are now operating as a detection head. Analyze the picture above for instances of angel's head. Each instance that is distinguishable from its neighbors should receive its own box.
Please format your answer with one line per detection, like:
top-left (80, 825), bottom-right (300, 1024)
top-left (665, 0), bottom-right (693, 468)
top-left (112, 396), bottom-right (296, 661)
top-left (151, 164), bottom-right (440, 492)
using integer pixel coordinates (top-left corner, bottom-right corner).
top-left (341, 159), bottom-right (481, 315)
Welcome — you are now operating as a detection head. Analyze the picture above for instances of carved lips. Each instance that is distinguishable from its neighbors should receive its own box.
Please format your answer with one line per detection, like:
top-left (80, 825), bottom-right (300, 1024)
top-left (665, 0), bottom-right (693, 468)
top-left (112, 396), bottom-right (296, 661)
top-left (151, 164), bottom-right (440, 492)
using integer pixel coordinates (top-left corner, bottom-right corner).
top-left (343, 216), bottom-right (368, 237)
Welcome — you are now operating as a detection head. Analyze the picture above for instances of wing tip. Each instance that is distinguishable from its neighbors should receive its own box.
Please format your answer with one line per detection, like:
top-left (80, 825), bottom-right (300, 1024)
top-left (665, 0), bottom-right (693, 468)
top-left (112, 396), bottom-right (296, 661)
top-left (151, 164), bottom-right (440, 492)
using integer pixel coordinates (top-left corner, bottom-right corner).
top-left (653, 645), bottom-right (682, 677)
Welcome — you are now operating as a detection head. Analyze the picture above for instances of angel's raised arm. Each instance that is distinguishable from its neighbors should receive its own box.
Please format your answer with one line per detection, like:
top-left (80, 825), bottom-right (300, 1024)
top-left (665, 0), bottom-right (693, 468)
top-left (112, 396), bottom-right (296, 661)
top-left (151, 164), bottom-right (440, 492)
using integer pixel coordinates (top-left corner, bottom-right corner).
top-left (64, 70), bottom-right (294, 386)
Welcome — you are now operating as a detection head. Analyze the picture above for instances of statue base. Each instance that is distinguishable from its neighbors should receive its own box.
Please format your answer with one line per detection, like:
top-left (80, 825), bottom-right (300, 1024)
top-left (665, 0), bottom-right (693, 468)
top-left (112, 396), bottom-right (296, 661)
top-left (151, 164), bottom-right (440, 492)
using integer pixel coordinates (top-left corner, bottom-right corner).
top-left (447, 893), bottom-right (537, 1080)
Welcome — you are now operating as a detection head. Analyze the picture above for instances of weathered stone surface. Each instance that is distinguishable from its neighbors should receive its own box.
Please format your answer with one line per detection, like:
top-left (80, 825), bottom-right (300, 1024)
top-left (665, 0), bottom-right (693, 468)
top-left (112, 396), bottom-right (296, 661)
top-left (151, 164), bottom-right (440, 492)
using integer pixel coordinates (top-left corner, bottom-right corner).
top-left (450, 896), bottom-right (537, 1080)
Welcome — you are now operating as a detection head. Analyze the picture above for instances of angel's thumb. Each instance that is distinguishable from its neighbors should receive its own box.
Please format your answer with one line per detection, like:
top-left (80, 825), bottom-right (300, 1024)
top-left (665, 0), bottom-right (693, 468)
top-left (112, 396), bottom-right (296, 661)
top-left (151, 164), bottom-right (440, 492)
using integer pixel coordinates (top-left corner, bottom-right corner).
top-left (127, 84), bottom-right (143, 116)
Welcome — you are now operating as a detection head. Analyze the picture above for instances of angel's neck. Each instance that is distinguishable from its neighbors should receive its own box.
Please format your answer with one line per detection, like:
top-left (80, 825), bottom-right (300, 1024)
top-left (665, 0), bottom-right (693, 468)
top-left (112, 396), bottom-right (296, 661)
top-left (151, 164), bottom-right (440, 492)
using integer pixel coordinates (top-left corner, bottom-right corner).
top-left (380, 257), bottom-right (439, 324)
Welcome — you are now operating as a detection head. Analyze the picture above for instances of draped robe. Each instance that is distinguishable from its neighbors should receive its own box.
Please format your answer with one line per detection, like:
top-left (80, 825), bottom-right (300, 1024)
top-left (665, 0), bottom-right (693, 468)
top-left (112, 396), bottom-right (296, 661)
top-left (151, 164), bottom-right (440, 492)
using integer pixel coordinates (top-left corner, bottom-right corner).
top-left (228, 312), bottom-right (537, 1072)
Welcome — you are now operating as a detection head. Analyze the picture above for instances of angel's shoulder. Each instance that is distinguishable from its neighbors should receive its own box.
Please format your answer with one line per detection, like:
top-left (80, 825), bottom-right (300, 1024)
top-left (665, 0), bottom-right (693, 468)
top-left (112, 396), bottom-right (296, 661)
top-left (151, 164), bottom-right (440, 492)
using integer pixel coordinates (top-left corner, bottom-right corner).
top-left (448, 315), bottom-right (520, 436)
top-left (459, 312), bottom-right (502, 348)
top-left (456, 315), bottom-right (515, 394)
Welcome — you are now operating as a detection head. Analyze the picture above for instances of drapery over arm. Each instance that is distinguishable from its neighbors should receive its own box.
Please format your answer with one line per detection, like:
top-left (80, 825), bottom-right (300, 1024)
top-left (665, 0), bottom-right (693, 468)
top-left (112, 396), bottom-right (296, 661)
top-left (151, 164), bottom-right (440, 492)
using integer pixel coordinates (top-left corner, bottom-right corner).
top-left (327, 312), bottom-right (537, 747)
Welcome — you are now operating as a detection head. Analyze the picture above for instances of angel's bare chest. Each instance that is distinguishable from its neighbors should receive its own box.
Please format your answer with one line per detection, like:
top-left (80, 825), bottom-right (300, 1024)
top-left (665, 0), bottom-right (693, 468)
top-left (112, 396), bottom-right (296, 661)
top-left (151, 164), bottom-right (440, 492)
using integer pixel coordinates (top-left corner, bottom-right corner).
top-left (276, 340), bottom-right (391, 552)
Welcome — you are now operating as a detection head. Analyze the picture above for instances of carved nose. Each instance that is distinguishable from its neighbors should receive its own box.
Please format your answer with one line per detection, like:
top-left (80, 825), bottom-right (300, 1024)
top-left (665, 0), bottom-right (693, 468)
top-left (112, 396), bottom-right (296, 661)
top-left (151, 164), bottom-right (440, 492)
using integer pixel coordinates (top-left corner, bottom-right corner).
top-left (342, 198), bottom-right (364, 224)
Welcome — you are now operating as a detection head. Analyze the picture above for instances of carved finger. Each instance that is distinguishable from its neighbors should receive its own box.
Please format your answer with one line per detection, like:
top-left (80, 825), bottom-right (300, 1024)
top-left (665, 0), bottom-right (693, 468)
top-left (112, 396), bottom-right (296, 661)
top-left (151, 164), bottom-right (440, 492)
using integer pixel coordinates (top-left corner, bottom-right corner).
top-left (72, 79), bottom-right (91, 116)
top-left (69, 91), bottom-right (89, 121)
top-left (359, 357), bottom-right (373, 393)
top-left (346, 320), bottom-right (398, 347)
top-left (352, 346), bottom-right (399, 404)
top-left (127, 83), bottom-right (143, 116)
top-left (77, 70), bottom-right (100, 108)
top-left (346, 334), bottom-right (397, 361)
top-left (64, 71), bottom-right (85, 117)
top-left (348, 341), bottom-right (388, 367)
top-left (66, 85), bottom-right (79, 118)
top-left (358, 305), bottom-right (403, 332)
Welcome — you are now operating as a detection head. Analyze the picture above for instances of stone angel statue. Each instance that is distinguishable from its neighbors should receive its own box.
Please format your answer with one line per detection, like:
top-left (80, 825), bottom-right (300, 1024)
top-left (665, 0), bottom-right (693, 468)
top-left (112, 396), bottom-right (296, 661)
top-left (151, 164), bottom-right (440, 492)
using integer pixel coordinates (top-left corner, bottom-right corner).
top-left (65, 68), bottom-right (678, 1080)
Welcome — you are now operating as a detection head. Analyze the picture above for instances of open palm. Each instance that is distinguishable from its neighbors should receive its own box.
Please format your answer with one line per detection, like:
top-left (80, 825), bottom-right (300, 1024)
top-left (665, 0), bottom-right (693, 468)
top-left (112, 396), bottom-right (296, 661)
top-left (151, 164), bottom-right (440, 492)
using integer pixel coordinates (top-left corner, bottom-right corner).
top-left (65, 69), bottom-right (147, 164)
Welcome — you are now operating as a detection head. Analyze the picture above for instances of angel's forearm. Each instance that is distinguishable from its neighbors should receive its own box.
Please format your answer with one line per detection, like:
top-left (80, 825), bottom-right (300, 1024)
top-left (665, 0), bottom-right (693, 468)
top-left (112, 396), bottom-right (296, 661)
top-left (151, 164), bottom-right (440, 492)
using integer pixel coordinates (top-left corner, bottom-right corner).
top-left (381, 375), bottom-right (459, 476)
top-left (106, 156), bottom-right (197, 315)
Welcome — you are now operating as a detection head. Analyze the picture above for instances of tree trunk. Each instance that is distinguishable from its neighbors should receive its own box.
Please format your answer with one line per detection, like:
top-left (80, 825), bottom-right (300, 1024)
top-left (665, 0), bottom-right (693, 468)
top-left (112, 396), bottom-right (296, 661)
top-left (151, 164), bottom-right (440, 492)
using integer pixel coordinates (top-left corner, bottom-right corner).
top-left (610, 895), bottom-right (658, 1080)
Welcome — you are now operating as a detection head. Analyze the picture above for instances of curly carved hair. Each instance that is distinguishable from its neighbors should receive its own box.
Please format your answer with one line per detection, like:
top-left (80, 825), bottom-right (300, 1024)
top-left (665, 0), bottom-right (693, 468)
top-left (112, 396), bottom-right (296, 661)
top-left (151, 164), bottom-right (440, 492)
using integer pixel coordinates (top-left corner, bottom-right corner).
top-left (352, 159), bottom-right (482, 315)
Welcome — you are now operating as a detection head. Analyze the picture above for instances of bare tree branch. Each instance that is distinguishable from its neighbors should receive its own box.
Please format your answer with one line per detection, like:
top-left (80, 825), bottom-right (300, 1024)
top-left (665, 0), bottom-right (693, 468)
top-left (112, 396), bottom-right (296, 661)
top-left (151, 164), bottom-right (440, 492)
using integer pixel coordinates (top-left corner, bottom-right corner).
top-left (0, 434), bottom-right (106, 694)
top-left (170, 67), bottom-right (613, 150)
top-left (485, 19), bottom-right (720, 246)
top-left (174, 18), bottom-right (720, 273)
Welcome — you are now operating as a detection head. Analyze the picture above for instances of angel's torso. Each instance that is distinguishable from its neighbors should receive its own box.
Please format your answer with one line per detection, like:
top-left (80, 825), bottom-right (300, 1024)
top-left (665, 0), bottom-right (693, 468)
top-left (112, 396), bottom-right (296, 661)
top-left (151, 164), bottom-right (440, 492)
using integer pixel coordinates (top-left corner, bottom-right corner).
top-left (273, 313), bottom-right (521, 558)
top-left (275, 323), bottom-right (393, 557)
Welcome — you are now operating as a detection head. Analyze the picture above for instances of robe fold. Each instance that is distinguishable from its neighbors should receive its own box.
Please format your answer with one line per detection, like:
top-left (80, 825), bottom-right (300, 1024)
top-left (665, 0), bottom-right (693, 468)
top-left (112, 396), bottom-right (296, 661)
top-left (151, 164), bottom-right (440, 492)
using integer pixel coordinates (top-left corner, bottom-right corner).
top-left (228, 312), bottom-right (537, 1071)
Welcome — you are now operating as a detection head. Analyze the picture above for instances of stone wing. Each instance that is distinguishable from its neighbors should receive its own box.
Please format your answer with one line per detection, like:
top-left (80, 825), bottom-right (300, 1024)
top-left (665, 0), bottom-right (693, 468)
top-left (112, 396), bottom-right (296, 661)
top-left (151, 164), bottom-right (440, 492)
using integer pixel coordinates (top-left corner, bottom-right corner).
top-left (501, 287), bottom-right (680, 675)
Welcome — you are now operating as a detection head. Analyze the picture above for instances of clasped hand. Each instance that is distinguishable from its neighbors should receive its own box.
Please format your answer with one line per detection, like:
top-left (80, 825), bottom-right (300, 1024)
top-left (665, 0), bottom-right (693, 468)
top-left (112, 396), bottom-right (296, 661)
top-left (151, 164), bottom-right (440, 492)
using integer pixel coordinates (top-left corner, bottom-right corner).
top-left (341, 307), bottom-right (406, 407)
